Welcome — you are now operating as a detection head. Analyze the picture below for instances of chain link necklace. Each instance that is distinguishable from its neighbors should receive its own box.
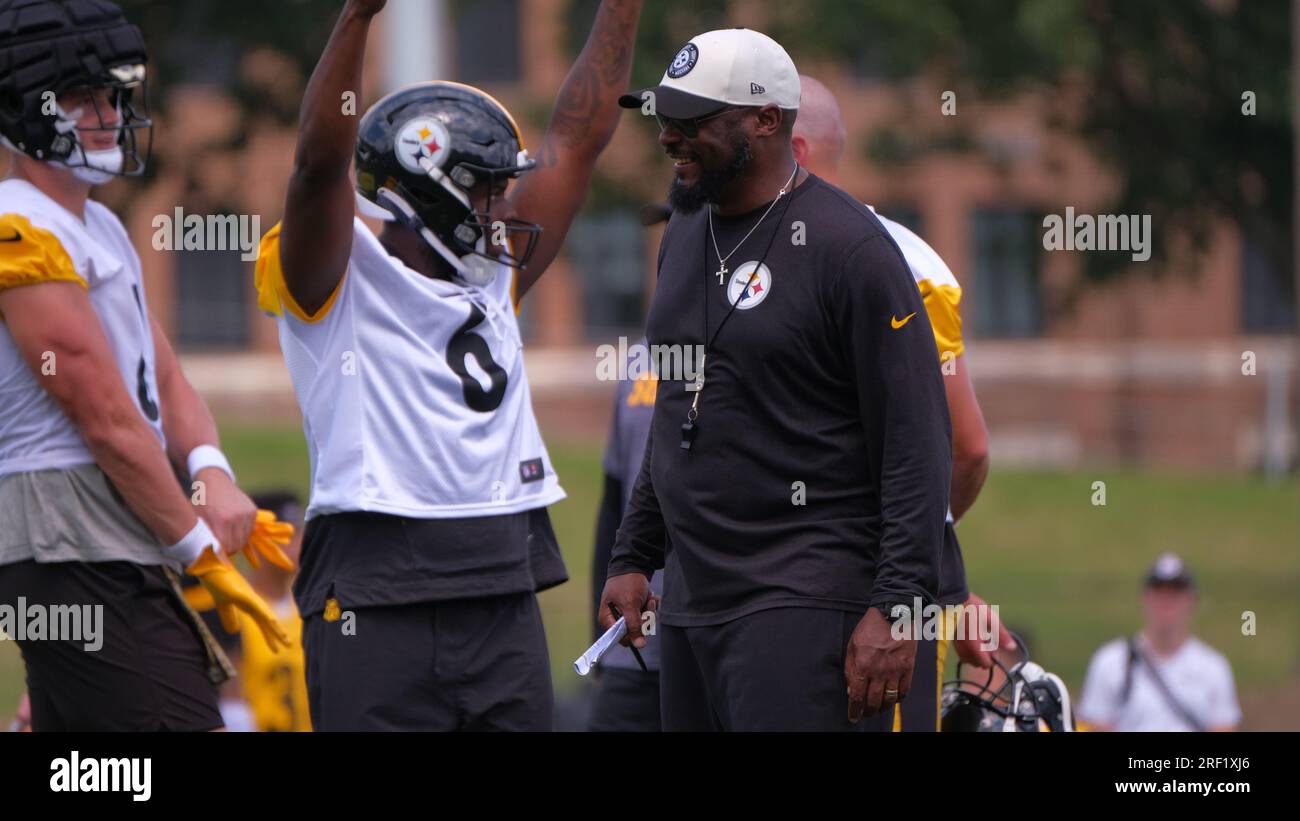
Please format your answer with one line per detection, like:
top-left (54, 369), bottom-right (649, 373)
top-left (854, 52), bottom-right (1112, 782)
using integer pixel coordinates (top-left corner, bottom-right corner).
top-left (707, 162), bottom-right (799, 285)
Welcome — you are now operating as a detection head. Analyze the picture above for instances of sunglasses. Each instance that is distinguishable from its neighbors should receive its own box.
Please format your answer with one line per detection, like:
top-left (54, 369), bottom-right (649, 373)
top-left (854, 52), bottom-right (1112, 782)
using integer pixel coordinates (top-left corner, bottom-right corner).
top-left (654, 106), bottom-right (739, 138)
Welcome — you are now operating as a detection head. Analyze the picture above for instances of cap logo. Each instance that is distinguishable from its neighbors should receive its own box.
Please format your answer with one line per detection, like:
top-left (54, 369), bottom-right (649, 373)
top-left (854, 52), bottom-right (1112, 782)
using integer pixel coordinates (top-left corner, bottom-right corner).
top-left (395, 117), bottom-right (451, 175)
top-left (667, 43), bottom-right (699, 79)
top-left (750, 82), bottom-right (765, 94)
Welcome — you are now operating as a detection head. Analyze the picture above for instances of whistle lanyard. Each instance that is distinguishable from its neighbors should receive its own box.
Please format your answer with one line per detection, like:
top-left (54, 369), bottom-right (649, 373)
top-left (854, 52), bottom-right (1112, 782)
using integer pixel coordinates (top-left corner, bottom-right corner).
top-left (681, 170), bottom-right (799, 452)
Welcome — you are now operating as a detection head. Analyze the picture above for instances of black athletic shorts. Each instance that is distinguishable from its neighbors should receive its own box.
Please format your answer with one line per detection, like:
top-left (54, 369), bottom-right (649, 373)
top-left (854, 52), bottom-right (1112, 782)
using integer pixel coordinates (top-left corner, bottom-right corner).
top-left (0, 559), bottom-right (222, 732)
top-left (302, 591), bottom-right (553, 731)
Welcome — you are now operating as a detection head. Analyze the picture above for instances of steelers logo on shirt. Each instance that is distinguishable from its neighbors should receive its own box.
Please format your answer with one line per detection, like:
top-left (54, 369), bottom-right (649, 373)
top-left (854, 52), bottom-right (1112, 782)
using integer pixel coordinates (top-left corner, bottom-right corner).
top-left (395, 117), bottom-right (451, 174)
top-left (727, 261), bottom-right (772, 310)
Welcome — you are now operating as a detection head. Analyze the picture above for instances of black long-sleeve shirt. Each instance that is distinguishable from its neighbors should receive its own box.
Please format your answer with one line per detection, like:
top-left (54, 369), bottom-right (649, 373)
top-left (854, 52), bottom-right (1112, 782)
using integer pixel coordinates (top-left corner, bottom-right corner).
top-left (608, 174), bottom-right (952, 627)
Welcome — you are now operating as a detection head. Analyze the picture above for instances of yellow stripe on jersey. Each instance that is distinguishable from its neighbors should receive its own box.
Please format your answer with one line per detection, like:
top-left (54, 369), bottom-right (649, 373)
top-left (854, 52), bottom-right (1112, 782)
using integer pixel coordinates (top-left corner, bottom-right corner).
top-left (917, 279), bottom-right (964, 361)
top-left (936, 607), bottom-right (950, 731)
top-left (0, 213), bottom-right (87, 295)
top-left (254, 222), bottom-right (344, 324)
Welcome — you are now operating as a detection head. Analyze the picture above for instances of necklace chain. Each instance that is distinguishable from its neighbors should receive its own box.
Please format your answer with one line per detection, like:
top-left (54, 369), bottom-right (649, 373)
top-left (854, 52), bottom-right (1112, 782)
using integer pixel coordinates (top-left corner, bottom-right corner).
top-left (708, 164), bottom-right (799, 280)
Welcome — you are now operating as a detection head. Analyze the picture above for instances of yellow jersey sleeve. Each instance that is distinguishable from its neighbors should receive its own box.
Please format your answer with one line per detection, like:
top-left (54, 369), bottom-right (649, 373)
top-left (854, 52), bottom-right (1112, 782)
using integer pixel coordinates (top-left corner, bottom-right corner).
top-left (254, 221), bottom-right (343, 324)
top-left (918, 279), bottom-right (965, 361)
top-left (0, 213), bottom-right (87, 294)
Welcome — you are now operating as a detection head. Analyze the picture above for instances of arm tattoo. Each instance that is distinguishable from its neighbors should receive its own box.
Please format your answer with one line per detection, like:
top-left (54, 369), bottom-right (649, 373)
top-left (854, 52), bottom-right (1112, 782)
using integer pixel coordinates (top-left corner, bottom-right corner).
top-left (537, 1), bottom-right (637, 167)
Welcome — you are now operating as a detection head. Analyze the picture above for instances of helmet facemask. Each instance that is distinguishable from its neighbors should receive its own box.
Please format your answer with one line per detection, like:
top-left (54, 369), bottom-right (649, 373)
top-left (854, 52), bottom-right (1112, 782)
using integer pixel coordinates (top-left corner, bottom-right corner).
top-left (391, 151), bottom-right (541, 287)
top-left (46, 66), bottom-right (152, 184)
top-left (939, 631), bottom-right (1076, 732)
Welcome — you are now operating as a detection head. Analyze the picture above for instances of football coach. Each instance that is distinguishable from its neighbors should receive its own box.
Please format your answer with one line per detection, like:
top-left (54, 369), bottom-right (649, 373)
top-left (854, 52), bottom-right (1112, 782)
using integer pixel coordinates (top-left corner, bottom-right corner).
top-left (598, 28), bottom-right (953, 731)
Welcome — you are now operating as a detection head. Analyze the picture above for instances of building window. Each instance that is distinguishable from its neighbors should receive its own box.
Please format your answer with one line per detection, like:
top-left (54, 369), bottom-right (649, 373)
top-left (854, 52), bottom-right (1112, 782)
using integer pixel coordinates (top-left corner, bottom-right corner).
top-left (174, 249), bottom-right (250, 350)
top-left (970, 208), bottom-right (1042, 338)
top-left (1241, 234), bottom-right (1296, 333)
top-left (568, 210), bottom-right (645, 342)
top-left (453, 0), bottom-right (521, 84)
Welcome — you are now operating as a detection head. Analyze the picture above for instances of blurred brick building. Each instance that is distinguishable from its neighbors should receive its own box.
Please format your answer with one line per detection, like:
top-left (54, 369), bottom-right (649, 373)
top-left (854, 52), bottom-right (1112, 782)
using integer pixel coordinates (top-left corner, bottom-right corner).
top-left (54, 0), bottom-right (1295, 473)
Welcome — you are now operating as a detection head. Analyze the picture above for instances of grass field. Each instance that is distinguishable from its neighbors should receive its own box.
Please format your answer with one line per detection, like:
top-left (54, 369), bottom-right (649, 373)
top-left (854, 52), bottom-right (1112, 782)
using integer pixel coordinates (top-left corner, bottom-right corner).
top-left (2, 423), bottom-right (1296, 729)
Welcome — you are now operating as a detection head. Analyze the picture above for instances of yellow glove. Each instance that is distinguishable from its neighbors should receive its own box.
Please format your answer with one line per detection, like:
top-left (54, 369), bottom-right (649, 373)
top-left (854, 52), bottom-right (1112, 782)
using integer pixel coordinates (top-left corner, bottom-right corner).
top-left (187, 548), bottom-right (291, 653)
top-left (240, 509), bottom-right (296, 571)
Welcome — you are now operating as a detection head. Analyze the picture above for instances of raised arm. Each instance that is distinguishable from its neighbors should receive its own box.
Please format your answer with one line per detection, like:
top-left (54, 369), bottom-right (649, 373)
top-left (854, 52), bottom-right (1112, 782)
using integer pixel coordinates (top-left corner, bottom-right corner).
top-left (279, 0), bottom-right (387, 316)
top-left (508, 0), bottom-right (643, 298)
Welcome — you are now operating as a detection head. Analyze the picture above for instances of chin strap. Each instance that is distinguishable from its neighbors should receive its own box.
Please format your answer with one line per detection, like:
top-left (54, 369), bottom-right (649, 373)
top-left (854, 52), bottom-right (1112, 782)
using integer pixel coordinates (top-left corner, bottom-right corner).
top-left (51, 102), bottom-right (126, 184)
top-left (374, 186), bottom-right (497, 287)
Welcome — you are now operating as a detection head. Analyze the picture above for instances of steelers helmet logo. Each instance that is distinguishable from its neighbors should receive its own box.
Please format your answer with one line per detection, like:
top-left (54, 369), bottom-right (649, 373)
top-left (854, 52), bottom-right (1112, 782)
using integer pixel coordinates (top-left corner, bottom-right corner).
top-left (395, 117), bottom-right (451, 174)
top-left (727, 261), bottom-right (772, 310)
top-left (667, 43), bottom-right (699, 79)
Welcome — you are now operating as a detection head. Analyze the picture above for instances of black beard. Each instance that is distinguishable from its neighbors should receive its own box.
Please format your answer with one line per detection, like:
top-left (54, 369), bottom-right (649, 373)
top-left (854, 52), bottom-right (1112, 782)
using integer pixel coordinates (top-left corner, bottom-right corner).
top-left (666, 133), bottom-right (753, 214)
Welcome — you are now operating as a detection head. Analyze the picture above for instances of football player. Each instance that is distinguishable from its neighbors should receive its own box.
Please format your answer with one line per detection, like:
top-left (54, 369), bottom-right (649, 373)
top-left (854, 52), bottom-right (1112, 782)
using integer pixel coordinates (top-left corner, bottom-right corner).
top-left (237, 491), bottom-right (311, 732)
top-left (257, 0), bottom-right (643, 730)
top-left (0, 0), bottom-right (290, 731)
top-left (791, 75), bottom-right (1014, 730)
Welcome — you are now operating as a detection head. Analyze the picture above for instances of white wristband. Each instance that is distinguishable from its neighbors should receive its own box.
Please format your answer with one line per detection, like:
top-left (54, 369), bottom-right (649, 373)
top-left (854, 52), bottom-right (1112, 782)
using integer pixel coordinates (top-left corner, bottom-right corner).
top-left (187, 445), bottom-right (235, 483)
top-left (163, 517), bottom-right (218, 567)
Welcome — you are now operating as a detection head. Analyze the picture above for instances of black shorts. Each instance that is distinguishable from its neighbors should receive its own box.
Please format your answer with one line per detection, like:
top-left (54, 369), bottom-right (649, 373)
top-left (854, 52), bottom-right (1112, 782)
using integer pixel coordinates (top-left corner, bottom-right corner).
top-left (0, 559), bottom-right (222, 732)
top-left (302, 591), bottom-right (553, 731)
top-left (660, 606), bottom-right (943, 732)
top-left (588, 668), bottom-right (661, 732)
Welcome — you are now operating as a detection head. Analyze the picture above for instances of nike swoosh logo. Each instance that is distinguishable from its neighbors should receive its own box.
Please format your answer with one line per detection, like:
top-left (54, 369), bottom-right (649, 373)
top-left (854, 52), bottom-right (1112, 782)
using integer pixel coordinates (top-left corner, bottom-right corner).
top-left (0, 231), bottom-right (20, 243)
top-left (891, 312), bottom-right (917, 329)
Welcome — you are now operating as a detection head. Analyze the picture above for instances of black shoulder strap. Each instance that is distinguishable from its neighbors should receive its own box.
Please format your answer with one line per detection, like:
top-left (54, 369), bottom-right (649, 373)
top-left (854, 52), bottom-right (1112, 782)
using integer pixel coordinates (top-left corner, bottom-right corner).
top-left (1129, 637), bottom-right (1208, 732)
top-left (1120, 636), bottom-right (1138, 705)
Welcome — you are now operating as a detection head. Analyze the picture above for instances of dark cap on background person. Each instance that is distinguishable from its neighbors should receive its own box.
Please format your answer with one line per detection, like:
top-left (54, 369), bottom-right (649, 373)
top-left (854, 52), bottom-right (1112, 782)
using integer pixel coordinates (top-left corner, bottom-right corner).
top-left (1144, 552), bottom-right (1196, 590)
top-left (619, 28), bottom-right (801, 119)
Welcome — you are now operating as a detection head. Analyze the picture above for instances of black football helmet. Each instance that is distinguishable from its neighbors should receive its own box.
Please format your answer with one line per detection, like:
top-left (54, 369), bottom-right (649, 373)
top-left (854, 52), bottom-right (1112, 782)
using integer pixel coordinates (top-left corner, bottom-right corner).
top-left (0, 0), bottom-right (151, 181)
top-left (940, 634), bottom-right (1076, 732)
top-left (355, 81), bottom-right (541, 286)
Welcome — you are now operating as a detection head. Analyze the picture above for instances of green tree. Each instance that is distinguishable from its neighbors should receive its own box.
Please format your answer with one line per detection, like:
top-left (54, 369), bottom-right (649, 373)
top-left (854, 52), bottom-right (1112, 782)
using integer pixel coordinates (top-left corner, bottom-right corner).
top-left (569, 0), bottom-right (1292, 295)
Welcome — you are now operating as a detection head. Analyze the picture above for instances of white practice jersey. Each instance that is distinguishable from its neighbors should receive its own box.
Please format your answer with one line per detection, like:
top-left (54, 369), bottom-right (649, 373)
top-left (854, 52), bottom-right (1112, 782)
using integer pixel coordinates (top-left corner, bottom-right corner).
top-left (870, 206), bottom-right (964, 524)
top-left (0, 179), bottom-right (164, 478)
top-left (255, 218), bottom-right (565, 521)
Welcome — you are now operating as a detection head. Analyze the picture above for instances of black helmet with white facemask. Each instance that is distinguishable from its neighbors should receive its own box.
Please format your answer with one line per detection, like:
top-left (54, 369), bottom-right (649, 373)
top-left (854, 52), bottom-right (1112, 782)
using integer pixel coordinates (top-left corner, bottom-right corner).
top-left (0, 0), bottom-right (152, 183)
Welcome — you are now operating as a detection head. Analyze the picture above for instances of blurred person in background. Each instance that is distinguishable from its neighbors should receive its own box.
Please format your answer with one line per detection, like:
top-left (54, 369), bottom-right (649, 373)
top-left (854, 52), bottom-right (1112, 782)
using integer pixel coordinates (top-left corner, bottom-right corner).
top-left (1078, 553), bottom-right (1240, 731)
top-left (238, 491), bottom-right (310, 732)
top-left (183, 491), bottom-right (306, 731)
top-left (589, 337), bottom-right (662, 732)
top-left (791, 74), bottom-right (1011, 730)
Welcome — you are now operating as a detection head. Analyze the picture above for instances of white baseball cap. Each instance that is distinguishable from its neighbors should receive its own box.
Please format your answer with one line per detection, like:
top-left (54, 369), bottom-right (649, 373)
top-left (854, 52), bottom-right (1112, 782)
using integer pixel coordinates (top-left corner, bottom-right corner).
top-left (619, 28), bottom-right (801, 120)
